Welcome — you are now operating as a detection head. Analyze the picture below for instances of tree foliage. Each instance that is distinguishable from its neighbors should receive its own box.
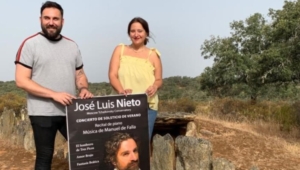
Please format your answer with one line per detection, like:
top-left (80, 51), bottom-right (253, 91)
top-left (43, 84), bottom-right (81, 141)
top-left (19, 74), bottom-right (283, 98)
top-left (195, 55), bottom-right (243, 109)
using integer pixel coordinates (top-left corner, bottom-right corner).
top-left (0, 81), bottom-right (26, 96)
top-left (200, 0), bottom-right (300, 99)
top-left (158, 76), bottom-right (207, 101)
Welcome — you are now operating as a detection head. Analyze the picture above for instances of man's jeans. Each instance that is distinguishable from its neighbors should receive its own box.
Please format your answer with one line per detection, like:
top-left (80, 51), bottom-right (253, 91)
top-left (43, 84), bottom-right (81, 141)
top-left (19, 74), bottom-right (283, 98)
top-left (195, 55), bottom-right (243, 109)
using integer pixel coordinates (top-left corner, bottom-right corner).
top-left (29, 116), bottom-right (67, 170)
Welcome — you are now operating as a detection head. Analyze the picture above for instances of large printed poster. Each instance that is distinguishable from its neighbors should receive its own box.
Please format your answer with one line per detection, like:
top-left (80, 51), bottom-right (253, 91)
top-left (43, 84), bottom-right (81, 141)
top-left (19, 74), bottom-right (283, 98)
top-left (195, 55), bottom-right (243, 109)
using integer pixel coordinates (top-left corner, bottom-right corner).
top-left (66, 93), bottom-right (150, 170)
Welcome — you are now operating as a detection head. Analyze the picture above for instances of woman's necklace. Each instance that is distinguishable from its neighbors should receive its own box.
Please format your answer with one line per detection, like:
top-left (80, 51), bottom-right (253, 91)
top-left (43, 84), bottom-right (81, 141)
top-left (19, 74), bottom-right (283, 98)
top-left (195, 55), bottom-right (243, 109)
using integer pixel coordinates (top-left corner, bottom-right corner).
top-left (130, 45), bottom-right (146, 53)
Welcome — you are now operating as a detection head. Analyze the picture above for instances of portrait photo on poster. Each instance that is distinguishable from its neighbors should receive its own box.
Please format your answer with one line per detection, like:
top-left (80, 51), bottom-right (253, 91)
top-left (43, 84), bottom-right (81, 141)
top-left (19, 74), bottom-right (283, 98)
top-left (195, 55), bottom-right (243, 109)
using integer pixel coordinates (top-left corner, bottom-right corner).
top-left (66, 93), bottom-right (150, 170)
top-left (100, 132), bottom-right (142, 170)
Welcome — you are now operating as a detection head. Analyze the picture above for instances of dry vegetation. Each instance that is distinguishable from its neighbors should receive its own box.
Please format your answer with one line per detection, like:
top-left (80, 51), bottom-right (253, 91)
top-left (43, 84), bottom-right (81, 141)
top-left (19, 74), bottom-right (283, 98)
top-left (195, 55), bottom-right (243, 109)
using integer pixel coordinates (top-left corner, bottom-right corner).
top-left (194, 98), bottom-right (300, 139)
top-left (159, 97), bottom-right (300, 168)
top-left (159, 97), bottom-right (300, 139)
top-left (186, 98), bottom-right (300, 169)
top-left (197, 115), bottom-right (300, 156)
top-left (1, 92), bottom-right (300, 169)
top-left (193, 116), bottom-right (300, 170)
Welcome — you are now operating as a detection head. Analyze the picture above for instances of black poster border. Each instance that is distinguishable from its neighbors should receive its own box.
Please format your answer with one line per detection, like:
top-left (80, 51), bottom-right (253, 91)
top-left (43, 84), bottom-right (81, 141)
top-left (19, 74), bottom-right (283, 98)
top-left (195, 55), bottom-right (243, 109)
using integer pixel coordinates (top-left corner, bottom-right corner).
top-left (66, 93), bottom-right (150, 170)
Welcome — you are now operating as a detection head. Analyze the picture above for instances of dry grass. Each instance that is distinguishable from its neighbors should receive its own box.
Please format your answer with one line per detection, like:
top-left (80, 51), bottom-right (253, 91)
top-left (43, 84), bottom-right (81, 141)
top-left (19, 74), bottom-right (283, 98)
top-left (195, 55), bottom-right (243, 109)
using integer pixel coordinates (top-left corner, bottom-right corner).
top-left (159, 98), bottom-right (197, 113)
top-left (196, 98), bottom-right (300, 129)
top-left (160, 97), bottom-right (300, 161)
top-left (196, 113), bottom-right (300, 157)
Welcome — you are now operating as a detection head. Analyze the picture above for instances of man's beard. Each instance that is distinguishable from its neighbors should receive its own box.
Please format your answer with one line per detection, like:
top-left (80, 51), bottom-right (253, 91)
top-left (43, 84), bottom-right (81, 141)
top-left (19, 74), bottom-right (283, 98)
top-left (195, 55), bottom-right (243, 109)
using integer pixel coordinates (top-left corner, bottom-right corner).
top-left (124, 161), bottom-right (139, 170)
top-left (41, 24), bottom-right (62, 40)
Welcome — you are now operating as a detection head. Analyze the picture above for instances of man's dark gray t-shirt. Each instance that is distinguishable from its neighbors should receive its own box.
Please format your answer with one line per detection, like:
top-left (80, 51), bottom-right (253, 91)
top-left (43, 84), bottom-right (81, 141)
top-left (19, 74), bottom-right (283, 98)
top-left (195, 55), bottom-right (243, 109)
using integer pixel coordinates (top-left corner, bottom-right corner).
top-left (15, 33), bottom-right (83, 116)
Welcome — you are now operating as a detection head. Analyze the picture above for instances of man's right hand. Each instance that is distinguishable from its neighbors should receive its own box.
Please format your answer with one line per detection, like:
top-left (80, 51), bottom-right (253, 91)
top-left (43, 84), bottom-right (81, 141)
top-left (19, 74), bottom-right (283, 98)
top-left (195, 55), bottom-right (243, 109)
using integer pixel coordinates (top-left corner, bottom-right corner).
top-left (51, 92), bottom-right (76, 106)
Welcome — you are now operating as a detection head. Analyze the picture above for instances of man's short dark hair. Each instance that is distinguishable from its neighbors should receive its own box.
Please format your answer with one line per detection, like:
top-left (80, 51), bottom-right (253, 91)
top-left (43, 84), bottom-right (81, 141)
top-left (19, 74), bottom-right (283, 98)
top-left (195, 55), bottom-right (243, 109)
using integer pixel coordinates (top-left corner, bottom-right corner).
top-left (104, 132), bottom-right (139, 165)
top-left (41, 1), bottom-right (64, 16)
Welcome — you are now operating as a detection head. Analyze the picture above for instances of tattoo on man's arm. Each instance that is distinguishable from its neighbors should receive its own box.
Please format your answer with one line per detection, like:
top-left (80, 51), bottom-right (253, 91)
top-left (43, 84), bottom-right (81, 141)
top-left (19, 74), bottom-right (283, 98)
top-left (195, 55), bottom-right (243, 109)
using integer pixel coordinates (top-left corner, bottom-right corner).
top-left (76, 70), bottom-right (84, 86)
top-left (77, 69), bottom-right (84, 76)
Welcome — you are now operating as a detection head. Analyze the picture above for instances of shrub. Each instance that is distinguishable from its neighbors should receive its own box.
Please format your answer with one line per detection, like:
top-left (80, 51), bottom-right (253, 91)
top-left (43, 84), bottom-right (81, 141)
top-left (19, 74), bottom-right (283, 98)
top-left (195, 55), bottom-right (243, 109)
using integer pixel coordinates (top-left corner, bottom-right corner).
top-left (0, 93), bottom-right (26, 116)
top-left (206, 98), bottom-right (299, 131)
top-left (158, 98), bottom-right (197, 113)
top-left (175, 98), bottom-right (197, 113)
top-left (291, 101), bottom-right (300, 126)
top-left (273, 104), bottom-right (297, 131)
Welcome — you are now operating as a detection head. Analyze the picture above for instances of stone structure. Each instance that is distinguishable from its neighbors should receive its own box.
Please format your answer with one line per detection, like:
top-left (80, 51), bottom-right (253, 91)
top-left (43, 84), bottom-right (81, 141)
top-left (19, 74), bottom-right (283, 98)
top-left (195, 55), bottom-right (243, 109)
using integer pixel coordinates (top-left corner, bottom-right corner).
top-left (153, 112), bottom-right (196, 137)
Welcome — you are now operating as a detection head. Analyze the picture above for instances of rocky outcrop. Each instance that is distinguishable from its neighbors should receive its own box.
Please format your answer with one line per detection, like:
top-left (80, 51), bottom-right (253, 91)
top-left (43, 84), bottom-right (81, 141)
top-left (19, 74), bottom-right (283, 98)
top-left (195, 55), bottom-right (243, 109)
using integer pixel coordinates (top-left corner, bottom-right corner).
top-left (175, 135), bottom-right (212, 170)
top-left (0, 108), bottom-right (32, 147)
top-left (151, 134), bottom-right (175, 170)
top-left (0, 108), bottom-right (66, 157)
top-left (212, 158), bottom-right (235, 170)
top-left (151, 133), bottom-right (237, 170)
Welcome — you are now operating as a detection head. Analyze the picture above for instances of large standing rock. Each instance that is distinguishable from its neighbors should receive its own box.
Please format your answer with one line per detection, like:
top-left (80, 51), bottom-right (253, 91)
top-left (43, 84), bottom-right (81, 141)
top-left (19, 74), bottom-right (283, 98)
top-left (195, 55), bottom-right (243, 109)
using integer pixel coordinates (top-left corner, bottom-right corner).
top-left (185, 121), bottom-right (197, 137)
top-left (54, 132), bottom-right (67, 159)
top-left (0, 109), bottom-right (33, 151)
top-left (151, 134), bottom-right (175, 170)
top-left (24, 129), bottom-right (35, 151)
top-left (175, 135), bottom-right (213, 170)
top-left (12, 119), bottom-right (31, 146)
top-left (212, 158), bottom-right (235, 170)
top-left (0, 108), bottom-right (15, 137)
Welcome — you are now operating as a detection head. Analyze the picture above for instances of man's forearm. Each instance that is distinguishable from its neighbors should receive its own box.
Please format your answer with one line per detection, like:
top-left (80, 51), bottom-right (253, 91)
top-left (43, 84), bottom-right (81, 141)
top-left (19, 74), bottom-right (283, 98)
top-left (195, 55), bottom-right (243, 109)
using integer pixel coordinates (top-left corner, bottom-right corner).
top-left (76, 75), bottom-right (89, 91)
top-left (16, 78), bottom-right (55, 98)
top-left (76, 68), bottom-right (89, 90)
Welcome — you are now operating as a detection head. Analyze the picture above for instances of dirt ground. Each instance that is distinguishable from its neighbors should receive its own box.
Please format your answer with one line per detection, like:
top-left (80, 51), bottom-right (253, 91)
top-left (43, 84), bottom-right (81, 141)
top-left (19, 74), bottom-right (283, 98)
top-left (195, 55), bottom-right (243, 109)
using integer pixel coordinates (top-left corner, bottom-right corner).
top-left (0, 140), bottom-right (68, 170)
top-left (1, 117), bottom-right (300, 170)
top-left (196, 118), bottom-right (300, 170)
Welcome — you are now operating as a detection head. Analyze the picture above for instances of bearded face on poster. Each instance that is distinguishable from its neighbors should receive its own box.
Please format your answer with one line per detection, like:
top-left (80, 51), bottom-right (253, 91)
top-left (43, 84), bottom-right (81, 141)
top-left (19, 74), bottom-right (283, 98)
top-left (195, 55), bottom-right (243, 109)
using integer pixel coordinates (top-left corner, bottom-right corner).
top-left (105, 132), bottom-right (141, 170)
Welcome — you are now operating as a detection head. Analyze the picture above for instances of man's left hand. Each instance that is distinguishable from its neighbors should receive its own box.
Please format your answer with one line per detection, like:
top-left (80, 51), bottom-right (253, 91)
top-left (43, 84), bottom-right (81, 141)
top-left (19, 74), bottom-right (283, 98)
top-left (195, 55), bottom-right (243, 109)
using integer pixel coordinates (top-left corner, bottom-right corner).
top-left (79, 88), bottom-right (93, 99)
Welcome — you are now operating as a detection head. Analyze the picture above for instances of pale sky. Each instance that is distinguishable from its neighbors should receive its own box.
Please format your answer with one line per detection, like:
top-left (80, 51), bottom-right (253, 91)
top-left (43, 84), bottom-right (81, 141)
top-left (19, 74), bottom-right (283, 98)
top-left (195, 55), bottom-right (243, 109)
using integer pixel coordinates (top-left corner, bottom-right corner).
top-left (1, 0), bottom-right (284, 83)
